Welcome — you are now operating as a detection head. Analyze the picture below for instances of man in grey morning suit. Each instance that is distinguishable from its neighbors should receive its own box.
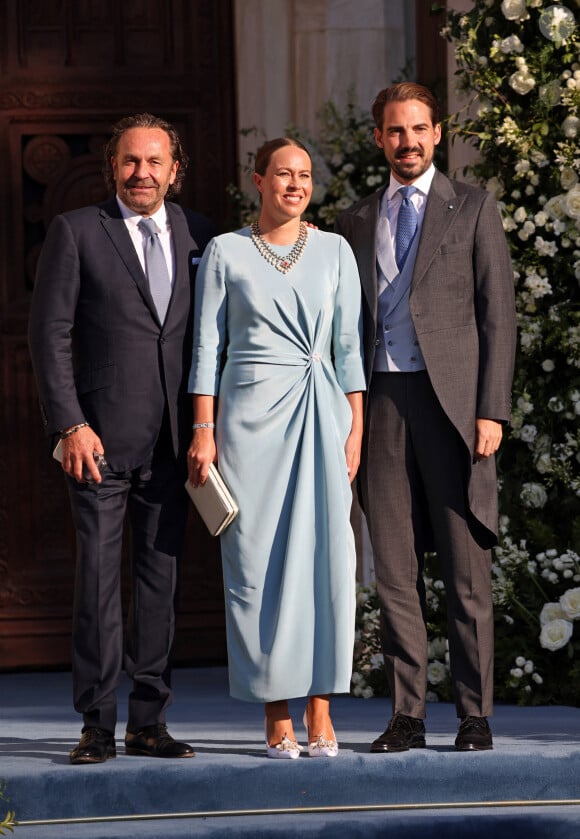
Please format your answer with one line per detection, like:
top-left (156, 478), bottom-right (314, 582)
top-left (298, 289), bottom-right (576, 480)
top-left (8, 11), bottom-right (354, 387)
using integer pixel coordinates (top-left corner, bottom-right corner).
top-left (28, 114), bottom-right (215, 764)
top-left (335, 83), bottom-right (516, 752)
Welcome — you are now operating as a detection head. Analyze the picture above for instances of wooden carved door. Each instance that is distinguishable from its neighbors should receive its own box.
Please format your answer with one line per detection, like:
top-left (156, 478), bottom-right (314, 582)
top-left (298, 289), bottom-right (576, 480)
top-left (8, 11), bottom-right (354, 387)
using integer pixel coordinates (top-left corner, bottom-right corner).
top-left (0, 0), bottom-right (235, 669)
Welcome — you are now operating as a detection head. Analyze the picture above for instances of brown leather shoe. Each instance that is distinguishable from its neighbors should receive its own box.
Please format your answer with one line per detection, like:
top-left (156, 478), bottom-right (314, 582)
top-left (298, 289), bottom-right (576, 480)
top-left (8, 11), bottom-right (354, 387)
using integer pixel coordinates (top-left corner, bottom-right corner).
top-left (455, 716), bottom-right (493, 751)
top-left (125, 724), bottom-right (195, 758)
top-left (70, 727), bottom-right (116, 764)
top-left (370, 714), bottom-right (426, 753)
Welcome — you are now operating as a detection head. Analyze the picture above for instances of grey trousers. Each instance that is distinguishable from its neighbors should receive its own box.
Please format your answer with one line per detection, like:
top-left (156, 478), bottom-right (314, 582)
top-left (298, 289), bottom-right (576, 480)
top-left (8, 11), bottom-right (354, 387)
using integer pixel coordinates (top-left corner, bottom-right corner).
top-left (360, 371), bottom-right (494, 719)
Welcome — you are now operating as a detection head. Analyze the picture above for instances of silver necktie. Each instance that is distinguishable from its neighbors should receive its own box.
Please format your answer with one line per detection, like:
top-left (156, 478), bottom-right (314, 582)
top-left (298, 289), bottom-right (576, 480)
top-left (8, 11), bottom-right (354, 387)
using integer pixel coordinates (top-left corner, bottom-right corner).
top-left (138, 217), bottom-right (171, 322)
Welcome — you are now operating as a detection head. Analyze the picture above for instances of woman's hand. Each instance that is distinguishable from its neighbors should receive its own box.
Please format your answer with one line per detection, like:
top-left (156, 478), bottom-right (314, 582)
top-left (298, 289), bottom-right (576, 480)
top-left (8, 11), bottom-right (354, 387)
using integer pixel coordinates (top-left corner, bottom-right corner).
top-left (344, 391), bottom-right (364, 483)
top-left (187, 429), bottom-right (217, 487)
top-left (188, 395), bottom-right (217, 486)
top-left (344, 429), bottom-right (362, 483)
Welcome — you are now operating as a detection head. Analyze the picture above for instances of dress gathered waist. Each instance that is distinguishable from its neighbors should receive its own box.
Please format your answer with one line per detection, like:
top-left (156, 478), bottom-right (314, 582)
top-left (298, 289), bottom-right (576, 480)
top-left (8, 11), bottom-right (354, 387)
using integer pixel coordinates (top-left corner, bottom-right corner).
top-left (227, 349), bottom-right (328, 367)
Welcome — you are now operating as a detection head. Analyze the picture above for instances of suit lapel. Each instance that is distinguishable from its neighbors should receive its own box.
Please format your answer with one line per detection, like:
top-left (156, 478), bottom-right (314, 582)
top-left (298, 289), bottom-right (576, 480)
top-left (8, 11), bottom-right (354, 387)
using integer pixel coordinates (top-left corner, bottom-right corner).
top-left (99, 200), bottom-right (159, 321)
top-left (412, 171), bottom-right (466, 290)
top-left (350, 189), bottom-right (383, 320)
top-left (166, 203), bottom-right (189, 293)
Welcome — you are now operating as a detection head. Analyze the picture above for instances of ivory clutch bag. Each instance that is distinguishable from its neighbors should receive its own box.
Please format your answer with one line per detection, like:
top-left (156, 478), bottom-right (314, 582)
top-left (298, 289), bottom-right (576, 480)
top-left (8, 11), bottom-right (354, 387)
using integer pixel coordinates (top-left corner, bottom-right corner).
top-left (184, 464), bottom-right (238, 536)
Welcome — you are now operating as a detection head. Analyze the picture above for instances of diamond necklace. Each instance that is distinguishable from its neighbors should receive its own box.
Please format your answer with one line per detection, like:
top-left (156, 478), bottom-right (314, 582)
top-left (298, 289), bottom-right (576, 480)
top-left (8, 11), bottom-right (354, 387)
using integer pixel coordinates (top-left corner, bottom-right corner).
top-left (250, 221), bottom-right (308, 274)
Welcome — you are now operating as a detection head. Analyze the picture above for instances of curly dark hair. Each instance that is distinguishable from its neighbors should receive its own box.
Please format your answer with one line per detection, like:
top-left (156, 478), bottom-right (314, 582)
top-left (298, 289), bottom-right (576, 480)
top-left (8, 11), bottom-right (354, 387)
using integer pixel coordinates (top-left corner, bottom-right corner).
top-left (102, 112), bottom-right (189, 196)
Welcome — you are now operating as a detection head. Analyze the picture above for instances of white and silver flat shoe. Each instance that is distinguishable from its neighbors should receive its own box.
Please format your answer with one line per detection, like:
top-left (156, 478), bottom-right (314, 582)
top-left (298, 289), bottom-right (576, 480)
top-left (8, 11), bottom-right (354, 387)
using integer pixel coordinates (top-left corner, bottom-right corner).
top-left (264, 722), bottom-right (303, 759)
top-left (302, 711), bottom-right (339, 757)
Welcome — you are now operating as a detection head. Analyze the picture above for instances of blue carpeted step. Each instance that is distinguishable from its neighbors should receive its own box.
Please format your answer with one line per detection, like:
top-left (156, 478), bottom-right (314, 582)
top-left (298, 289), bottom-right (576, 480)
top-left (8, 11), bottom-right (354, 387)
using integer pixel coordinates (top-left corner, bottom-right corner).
top-left (10, 805), bottom-right (580, 839)
top-left (2, 669), bottom-right (579, 838)
top-left (6, 747), bottom-right (580, 823)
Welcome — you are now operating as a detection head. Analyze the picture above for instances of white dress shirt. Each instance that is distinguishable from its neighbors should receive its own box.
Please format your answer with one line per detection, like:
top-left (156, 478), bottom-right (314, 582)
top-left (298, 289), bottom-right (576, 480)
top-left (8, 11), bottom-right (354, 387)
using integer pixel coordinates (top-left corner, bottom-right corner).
top-left (116, 197), bottom-right (176, 286)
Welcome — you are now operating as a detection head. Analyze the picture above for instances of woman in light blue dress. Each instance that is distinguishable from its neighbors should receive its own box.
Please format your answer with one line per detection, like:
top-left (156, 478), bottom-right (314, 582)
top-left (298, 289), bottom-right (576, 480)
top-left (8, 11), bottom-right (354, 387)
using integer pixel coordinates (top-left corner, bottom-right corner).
top-left (187, 138), bottom-right (365, 758)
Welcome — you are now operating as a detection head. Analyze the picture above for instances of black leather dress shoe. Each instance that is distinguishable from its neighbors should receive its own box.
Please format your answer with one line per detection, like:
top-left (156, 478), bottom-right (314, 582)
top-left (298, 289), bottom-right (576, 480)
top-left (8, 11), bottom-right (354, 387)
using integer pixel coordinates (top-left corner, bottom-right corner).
top-left (370, 714), bottom-right (426, 753)
top-left (125, 723), bottom-right (195, 758)
top-left (455, 716), bottom-right (493, 751)
top-left (69, 727), bottom-right (116, 765)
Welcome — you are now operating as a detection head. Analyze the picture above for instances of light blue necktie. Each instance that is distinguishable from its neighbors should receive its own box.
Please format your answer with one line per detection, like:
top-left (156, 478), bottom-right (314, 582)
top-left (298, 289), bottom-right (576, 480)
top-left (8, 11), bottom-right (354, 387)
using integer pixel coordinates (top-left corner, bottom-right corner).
top-left (138, 217), bottom-right (171, 322)
top-left (395, 186), bottom-right (418, 271)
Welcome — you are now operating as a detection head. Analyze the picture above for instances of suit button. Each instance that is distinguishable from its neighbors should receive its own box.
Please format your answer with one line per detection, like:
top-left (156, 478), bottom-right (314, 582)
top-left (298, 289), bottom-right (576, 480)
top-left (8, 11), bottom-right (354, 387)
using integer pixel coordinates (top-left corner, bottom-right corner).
top-left (375, 339), bottom-right (380, 347)
top-left (387, 340), bottom-right (393, 346)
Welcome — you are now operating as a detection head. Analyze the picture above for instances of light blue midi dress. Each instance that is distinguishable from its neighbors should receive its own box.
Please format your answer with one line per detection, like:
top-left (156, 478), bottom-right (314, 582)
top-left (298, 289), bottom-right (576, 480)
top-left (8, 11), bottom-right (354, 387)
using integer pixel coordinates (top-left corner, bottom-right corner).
top-left (188, 226), bottom-right (366, 702)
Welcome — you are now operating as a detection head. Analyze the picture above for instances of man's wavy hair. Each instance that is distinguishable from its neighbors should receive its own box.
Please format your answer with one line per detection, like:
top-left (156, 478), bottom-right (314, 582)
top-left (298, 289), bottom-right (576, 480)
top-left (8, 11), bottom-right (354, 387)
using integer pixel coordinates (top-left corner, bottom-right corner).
top-left (371, 82), bottom-right (440, 130)
top-left (102, 112), bottom-right (189, 197)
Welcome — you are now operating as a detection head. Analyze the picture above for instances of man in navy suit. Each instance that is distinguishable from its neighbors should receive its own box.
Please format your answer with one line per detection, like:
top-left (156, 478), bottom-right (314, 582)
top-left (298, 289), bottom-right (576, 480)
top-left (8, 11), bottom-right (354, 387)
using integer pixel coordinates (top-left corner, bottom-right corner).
top-left (28, 113), bottom-right (215, 764)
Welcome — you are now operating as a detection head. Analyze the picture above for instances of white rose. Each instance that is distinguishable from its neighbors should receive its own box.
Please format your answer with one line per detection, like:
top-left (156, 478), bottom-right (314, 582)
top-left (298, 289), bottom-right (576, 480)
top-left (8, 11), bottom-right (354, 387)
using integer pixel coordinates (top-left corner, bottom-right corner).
top-left (539, 619), bottom-right (574, 651)
top-left (565, 186), bottom-right (580, 220)
top-left (427, 660), bottom-right (448, 685)
top-left (560, 588), bottom-right (580, 619)
top-left (520, 424), bottom-right (538, 443)
top-left (500, 34), bottom-right (524, 54)
top-left (520, 482), bottom-right (548, 508)
top-left (562, 116), bottom-right (580, 138)
top-left (518, 220), bottom-right (536, 241)
top-left (540, 602), bottom-right (565, 625)
top-left (534, 236), bottom-right (557, 257)
top-left (509, 70), bottom-right (536, 95)
top-left (536, 453), bottom-right (553, 474)
top-left (501, 0), bottom-right (529, 21)
top-left (561, 168), bottom-right (579, 190)
top-left (544, 194), bottom-right (567, 220)
top-left (542, 359), bottom-right (555, 372)
top-left (514, 206), bottom-right (527, 223)
top-left (534, 211), bottom-right (548, 226)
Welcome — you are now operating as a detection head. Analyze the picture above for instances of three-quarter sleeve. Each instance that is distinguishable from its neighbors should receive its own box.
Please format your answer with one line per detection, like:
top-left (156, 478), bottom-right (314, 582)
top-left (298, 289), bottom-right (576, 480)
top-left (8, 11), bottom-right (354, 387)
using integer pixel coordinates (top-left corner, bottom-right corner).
top-left (188, 237), bottom-right (227, 395)
top-left (332, 236), bottom-right (366, 393)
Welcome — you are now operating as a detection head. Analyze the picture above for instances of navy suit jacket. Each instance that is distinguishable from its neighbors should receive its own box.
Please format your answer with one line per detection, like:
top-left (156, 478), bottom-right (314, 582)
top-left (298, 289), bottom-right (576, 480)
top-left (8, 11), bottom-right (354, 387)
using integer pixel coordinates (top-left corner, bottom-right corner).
top-left (28, 198), bottom-right (216, 471)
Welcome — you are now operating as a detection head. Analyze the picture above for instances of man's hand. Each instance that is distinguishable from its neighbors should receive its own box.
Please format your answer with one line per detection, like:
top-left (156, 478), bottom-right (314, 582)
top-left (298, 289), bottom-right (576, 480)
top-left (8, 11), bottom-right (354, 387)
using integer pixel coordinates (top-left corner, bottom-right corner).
top-left (474, 418), bottom-right (503, 462)
top-left (60, 426), bottom-right (105, 483)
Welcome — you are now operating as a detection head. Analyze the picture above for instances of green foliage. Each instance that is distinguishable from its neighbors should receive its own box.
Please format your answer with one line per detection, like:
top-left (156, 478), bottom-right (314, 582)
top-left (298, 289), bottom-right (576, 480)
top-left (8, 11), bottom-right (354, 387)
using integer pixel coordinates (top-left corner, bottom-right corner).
top-left (0, 782), bottom-right (16, 835)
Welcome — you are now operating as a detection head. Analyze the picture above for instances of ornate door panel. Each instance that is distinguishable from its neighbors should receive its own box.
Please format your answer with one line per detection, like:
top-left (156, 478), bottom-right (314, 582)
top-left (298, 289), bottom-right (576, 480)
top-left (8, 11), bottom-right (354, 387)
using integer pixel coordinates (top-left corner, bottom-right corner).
top-left (0, 0), bottom-right (235, 670)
